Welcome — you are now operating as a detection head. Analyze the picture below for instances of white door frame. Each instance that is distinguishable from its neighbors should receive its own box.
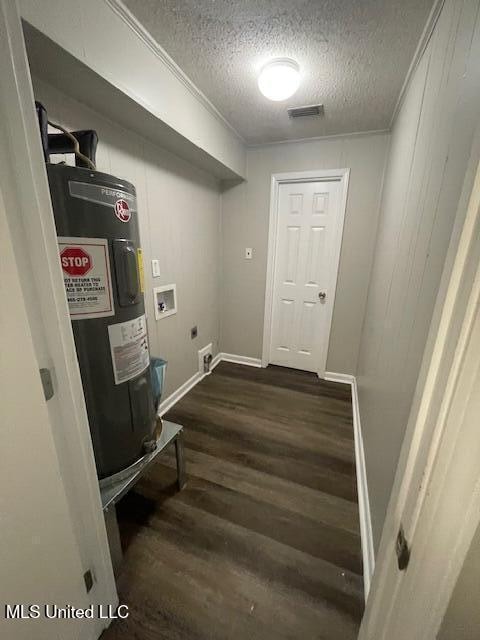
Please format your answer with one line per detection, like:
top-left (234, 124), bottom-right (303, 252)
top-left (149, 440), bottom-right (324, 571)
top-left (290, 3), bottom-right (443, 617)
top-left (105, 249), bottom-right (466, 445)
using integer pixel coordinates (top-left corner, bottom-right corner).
top-left (360, 156), bottom-right (480, 638)
top-left (262, 168), bottom-right (350, 376)
top-left (0, 1), bottom-right (117, 634)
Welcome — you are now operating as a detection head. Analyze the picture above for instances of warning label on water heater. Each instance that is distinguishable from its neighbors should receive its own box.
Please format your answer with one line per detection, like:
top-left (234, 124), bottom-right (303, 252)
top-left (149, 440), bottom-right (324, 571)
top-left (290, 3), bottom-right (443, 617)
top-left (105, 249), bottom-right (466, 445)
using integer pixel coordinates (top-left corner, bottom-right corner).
top-left (58, 237), bottom-right (114, 320)
top-left (108, 314), bottom-right (150, 385)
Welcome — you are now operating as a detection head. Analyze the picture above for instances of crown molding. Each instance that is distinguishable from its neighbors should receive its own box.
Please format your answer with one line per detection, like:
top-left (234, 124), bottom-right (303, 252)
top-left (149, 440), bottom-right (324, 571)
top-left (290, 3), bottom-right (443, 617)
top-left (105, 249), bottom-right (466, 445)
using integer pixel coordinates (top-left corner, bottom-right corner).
top-left (389, 0), bottom-right (445, 129)
top-left (247, 128), bottom-right (390, 149)
top-left (104, 0), bottom-right (245, 144)
top-left (106, 0), bottom-right (443, 150)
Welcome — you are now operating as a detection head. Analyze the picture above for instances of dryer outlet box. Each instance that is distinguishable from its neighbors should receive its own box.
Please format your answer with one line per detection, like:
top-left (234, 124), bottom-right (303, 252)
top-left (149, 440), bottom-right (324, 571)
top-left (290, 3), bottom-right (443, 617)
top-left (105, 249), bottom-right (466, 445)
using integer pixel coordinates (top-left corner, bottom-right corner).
top-left (198, 343), bottom-right (213, 375)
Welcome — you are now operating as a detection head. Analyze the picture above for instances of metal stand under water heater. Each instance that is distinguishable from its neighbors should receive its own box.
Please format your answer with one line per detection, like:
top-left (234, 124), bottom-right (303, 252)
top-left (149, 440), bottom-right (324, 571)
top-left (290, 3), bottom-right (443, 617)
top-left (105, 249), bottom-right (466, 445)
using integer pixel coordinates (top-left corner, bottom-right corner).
top-left (36, 102), bottom-right (157, 480)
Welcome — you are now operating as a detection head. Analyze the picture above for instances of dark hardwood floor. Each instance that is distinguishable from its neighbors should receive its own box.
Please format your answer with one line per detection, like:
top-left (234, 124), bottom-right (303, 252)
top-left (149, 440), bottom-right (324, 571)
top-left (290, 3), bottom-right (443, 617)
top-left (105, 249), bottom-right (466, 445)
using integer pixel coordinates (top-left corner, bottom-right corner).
top-left (103, 362), bottom-right (363, 640)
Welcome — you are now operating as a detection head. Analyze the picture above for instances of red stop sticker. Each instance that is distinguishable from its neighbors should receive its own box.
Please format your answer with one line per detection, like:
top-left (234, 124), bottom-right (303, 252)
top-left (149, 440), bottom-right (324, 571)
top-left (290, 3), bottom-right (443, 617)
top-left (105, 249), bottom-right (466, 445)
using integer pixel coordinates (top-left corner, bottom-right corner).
top-left (60, 246), bottom-right (92, 276)
top-left (114, 199), bottom-right (131, 222)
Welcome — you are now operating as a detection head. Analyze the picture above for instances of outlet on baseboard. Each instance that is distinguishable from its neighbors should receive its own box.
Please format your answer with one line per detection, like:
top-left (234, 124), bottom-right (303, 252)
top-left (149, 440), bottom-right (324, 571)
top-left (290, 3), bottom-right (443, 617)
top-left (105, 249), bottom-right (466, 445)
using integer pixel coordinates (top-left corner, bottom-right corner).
top-left (198, 343), bottom-right (213, 375)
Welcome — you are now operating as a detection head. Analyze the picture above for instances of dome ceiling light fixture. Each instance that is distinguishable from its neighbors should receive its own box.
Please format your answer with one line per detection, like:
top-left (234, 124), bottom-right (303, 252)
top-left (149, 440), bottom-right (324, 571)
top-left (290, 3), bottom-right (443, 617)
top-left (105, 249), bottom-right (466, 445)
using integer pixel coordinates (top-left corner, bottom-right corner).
top-left (257, 58), bottom-right (301, 102)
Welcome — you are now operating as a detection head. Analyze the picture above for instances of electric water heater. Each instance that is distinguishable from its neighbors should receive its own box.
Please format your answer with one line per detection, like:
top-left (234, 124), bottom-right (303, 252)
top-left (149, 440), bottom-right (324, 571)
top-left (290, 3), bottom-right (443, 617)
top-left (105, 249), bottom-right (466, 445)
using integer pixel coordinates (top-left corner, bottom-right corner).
top-left (37, 104), bottom-right (157, 479)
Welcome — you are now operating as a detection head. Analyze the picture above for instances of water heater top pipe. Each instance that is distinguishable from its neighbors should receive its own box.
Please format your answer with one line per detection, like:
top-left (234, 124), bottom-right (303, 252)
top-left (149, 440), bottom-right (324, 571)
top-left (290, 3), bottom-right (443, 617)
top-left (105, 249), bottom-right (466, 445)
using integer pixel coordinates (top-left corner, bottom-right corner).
top-left (35, 101), bottom-right (98, 169)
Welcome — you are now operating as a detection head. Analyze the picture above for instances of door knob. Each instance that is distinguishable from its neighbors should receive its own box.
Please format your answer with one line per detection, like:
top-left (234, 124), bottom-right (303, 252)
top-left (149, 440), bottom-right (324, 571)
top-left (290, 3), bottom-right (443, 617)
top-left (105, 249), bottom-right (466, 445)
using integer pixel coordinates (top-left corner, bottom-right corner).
top-left (319, 291), bottom-right (326, 300)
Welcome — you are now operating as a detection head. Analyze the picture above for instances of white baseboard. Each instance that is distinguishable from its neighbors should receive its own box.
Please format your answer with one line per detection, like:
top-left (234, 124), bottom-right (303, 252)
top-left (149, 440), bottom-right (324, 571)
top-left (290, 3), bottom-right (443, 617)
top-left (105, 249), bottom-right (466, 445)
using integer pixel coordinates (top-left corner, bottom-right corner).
top-left (158, 352), bottom-right (256, 417)
top-left (324, 371), bottom-right (355, 384)
top-left (325, 371), bottom-right (375, 600)
top-left (159, 360), bottom-right (374, 598)
top-left (158, 370), bottom-right (203, 417)
top-left (210, 352), bottom-right (222, 370)
top-left (218, 352), bottom-right (262, 368)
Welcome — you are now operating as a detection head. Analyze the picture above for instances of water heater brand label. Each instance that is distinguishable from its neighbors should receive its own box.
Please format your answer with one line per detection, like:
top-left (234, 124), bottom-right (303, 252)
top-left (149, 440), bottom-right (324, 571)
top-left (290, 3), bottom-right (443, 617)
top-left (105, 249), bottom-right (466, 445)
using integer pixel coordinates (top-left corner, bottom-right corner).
top-left (69, 181), bottom-right (137, 216)
top-left (114, 199), bottom-right (131, 222)
top-left (108, 315), bottom-right (150, 385)
top-left (58, 237), bottom-right (114, 320)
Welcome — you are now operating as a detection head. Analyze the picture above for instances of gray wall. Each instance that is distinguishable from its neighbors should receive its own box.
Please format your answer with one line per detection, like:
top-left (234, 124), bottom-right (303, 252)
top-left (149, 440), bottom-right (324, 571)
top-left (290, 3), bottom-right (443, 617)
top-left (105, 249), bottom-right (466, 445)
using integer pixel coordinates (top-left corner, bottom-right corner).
top-left (33, 78), bottom-right (222, 398)
top-left (356, 0), bottom-right (480, 548)
top-left (438, 523), bottom-right (480, 640)
top-left (221, 133), bottom-right (389, 374)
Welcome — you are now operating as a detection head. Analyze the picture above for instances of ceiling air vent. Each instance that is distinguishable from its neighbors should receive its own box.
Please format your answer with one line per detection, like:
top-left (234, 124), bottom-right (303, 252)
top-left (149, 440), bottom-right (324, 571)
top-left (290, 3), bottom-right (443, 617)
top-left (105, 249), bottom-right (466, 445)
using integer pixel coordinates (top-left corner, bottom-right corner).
top-left (288, 104), bottom-right (324, 119)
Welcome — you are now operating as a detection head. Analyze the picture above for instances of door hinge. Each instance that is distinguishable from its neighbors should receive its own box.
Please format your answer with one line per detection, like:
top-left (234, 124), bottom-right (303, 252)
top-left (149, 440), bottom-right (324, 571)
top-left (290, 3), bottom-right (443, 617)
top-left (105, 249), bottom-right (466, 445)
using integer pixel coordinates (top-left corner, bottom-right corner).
top-left (83, 569), bottom-right (95, 593)
top-left (39, 368), bottom-right (54, 401)
top-left (396, 525), bottom-right (410, 571)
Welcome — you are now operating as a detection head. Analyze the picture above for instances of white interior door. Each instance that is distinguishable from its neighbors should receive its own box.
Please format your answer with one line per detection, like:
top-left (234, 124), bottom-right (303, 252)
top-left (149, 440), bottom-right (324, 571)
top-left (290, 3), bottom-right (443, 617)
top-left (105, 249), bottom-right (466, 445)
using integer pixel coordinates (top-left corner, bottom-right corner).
top-left (0, 186), bottom-right (96, 640)
top-left (0, 3), bottom-right (117, 637)
top-left (269, 179), bottom-right (343, 373)
top-left (360, 160), bottom-right (480, 639)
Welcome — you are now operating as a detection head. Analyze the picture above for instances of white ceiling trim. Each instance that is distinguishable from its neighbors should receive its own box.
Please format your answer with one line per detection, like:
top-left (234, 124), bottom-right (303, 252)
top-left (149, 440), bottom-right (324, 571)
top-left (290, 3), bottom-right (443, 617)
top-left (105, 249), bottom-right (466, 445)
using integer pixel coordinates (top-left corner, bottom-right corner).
top-left (247, 128), bottom-right (390, 149)
top-left (108, 0), bottom-right (437, 145)
top-left (389, 0), bottom-right (445, 129)
top-left (105, 0), bottom-right (246, 144)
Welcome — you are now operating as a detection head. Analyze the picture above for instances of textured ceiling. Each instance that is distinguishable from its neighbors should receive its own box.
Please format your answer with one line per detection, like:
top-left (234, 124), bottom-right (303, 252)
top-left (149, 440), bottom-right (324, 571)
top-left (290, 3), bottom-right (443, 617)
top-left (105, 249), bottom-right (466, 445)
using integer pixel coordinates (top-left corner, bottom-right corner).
top-left (124, 0), bottom-right (434, 145)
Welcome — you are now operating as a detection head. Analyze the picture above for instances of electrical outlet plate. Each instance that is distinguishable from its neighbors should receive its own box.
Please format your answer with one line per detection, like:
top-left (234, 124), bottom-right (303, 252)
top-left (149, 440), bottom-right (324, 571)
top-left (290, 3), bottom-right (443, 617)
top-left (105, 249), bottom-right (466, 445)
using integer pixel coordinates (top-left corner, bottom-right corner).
top-left (198, 343), bottom-right (213, 374)
top-left (151, 259), bottom-right (160, 277)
